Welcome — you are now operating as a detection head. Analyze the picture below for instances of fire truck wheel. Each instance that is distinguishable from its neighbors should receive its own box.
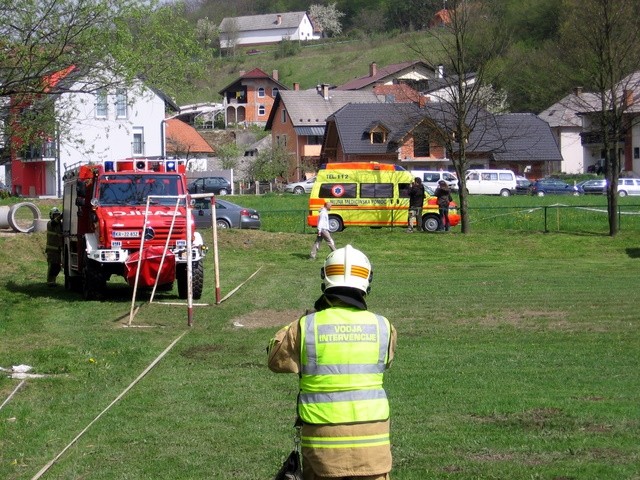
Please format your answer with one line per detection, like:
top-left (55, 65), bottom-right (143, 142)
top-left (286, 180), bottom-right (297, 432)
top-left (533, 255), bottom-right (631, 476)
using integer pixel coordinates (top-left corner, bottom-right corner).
top-left (63, 252), bottom-right (81, 292)
top-left (192, 260), bottom-right (204, 300)
top-left (177, 260), bottom-right (204, 300)
top-left (82, 260), bottom-right (106, 300)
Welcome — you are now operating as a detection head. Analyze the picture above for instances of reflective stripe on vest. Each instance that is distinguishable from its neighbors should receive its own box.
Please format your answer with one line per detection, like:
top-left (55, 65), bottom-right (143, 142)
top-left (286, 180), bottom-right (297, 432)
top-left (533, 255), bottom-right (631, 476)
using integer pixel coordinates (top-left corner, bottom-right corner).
top-left (298, 309), bottom-right (391, 425)
top-left (301, 432), bottom-right (390, 449)
top-left (46, 226), bottom-right (62, 253)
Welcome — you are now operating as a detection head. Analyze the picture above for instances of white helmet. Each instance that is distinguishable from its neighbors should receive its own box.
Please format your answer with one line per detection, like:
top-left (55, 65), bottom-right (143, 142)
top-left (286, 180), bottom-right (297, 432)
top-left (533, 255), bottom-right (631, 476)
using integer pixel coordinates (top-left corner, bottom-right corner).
top-left (321, 244), bottom-right (373, 294)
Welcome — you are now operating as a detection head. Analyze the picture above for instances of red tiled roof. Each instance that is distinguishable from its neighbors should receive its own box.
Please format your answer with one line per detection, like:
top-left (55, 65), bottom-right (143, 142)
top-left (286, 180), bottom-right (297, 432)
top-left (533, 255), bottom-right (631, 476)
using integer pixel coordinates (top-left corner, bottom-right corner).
top-left (241, 67), bottom-right (270, 79)
top-left (165, 118), bottom-right (214, 154)
top-left (336, 61), bottom-right (428, 91)
top-left (373, 84), bottom-right (421, 103)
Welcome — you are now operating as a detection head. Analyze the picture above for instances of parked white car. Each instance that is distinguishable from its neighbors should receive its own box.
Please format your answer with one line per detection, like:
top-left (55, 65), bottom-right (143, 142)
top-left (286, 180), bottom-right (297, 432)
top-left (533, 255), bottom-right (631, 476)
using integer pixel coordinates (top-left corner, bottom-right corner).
top-left (284, 177), bottom-right (315, 194)
top-left (465, 169), bottom-right (517, 196)
top-left (410, 170), bottom-right (458, 191)
top-left (617, 178), bottom-right (640, 196)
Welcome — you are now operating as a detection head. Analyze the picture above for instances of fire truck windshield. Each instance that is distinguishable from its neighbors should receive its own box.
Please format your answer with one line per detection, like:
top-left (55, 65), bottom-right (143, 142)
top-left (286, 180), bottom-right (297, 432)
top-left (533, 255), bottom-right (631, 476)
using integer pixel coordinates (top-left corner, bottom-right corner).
top-left (98, 174), bottom-right (185, 206)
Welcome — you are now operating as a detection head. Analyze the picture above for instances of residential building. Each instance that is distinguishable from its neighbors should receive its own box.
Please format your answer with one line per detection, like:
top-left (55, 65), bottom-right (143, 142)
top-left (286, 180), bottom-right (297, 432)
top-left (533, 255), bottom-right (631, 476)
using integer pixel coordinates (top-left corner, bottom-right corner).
top-left (336, 61), bottom-right (439, 92)
top-left (9, 68), bottom-right (177, 197)
top-left (219, 68), bottom-right (288, 128)
top-left (265, 84), bottom-right (379, 180)
top-left (165, 118), bottom-right (214, 171)
top-left (539, 88), bottom-right (596, 174)
top-left (540, 72), bottom-right (640, 175)
top-left (321, 102), bottom-right (562, 177)
top-left (429, 8), bottom-right (452, 28)
top-left (219, 12), bottom-right (319, 51)
top-left (336, 60), bottom-right (476, 104)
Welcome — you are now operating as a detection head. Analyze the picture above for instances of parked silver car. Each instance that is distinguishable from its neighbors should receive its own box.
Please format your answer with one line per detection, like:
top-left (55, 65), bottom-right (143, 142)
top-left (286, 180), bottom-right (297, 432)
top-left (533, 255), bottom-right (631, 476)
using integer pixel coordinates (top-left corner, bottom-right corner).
top-left (193, 198), bottom-right (260, 229)
top-left (284, 177), bottom-right (315, 194)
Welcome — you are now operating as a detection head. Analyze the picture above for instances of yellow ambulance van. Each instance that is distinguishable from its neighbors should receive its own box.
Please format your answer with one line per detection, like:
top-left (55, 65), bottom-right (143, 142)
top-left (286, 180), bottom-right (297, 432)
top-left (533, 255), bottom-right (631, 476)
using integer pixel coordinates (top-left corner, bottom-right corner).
top-left (307, 162), bottom-right (460, 232)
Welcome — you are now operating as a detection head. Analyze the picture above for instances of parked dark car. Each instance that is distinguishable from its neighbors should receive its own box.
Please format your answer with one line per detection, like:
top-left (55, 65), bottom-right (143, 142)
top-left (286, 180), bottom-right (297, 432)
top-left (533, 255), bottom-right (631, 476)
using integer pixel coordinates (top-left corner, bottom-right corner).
top-left (193, 198), bottom-right (260, 229)
top-left (188, 176), bottom-right (231, 195)
top-left (513, 176), bottom-right (532, 195)
top-left (529, 178), bottom-right (583, 196)
top-left (577, 179), bottom-right (607, 195)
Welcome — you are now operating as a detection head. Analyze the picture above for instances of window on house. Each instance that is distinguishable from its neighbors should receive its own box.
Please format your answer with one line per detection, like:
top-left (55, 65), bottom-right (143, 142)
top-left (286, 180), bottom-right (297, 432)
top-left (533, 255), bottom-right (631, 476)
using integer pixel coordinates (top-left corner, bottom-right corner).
top-left (634, 147), bottom-right (639, 159)
top-left (258, 87), bottom-right (265, 98)
top-left (370, 127), bottom-right (387, 144)
top-left (116, 88), bottom-right (127, 118)
top-left (273, 87), bottom-right (279, 97)
top-left (281, 109), bottom-right (287, 123)
top-left (95, 89), bottom-right (107, 118)
top-left (413, 130), bottom-right (430, 157)
top-left (132, 127), bottom-right (144, 156)
top-left (258, 104), bottom-right (266, 116)
top-left (307, 135), bottom-right (323, 145)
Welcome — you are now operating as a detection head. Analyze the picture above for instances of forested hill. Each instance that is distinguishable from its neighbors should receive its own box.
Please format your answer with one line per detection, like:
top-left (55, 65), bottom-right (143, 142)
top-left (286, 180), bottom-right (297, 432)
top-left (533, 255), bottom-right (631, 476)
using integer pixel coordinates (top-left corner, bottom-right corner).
top-left (175, 0), bottom-right (632, 114)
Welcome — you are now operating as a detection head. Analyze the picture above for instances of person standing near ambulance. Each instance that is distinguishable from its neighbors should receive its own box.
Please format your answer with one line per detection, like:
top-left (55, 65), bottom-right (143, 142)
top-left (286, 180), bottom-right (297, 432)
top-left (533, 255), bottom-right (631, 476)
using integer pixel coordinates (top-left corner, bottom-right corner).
top-left (434, 179), bottom-right (453, 231)
top-left (309, 201), bottom-right (336, 259)
top-left (268, 245), bottom-right (397, 480)
top-left (407, 177), bottom-right (425, 232)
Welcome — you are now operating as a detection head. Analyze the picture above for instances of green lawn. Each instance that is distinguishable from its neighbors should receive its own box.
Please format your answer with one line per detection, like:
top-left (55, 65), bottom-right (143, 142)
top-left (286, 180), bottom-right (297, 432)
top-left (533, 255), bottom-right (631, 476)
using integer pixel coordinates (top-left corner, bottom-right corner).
top-left (0, 195), bottom-right (639, 479)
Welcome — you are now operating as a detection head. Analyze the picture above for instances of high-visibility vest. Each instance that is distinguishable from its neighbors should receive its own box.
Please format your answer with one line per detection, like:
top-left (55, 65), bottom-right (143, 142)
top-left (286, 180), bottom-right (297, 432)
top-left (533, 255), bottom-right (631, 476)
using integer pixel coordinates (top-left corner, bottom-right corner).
top-left (298, 308), bottom-right (391, 425)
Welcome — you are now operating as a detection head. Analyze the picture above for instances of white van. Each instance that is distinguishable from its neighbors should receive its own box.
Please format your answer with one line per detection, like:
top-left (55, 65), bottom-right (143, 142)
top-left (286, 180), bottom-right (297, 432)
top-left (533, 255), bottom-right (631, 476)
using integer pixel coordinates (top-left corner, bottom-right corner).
top-left (465, 169), bottom-right (517, 196)
top-left (410, 170), bottom-right (458, 192)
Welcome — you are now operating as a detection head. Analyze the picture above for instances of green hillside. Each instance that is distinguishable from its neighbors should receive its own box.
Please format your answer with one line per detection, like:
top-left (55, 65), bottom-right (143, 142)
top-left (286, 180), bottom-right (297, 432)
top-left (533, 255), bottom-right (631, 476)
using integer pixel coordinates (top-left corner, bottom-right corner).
top-left (183, 33), bottom-right (441, 104)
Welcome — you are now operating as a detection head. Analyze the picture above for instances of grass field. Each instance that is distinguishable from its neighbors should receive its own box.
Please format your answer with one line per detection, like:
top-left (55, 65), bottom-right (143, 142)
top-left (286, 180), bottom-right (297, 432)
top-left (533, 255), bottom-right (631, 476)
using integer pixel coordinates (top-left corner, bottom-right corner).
top-left (1, 194), bottom-right (639, 479)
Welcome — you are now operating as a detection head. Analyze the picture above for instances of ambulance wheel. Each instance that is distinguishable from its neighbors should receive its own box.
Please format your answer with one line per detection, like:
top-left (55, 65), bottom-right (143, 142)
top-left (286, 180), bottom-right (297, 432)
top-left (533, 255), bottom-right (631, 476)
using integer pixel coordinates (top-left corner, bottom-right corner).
top-left (422, 215), bottom-right (441, 233)
top-left (177, 261), bottom-right (203, 300)
top-left (328, 215), bottom-right (343, 233)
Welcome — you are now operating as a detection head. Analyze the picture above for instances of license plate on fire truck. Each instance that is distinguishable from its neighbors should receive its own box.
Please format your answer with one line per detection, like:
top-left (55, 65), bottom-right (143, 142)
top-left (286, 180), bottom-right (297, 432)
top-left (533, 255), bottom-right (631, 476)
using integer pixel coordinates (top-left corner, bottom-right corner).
top-left (113, 231), bottom-right (140, 238)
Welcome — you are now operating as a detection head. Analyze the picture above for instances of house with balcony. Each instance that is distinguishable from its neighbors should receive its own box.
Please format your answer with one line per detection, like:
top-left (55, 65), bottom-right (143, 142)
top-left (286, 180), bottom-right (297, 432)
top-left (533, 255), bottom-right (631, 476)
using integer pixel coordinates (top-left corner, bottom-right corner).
top-left (539, 87), bottom-right (599, 174)
top-left (9, 67), bottom-right (177, 197)
top-left (219, 68), bottom-right (288, 129)
top-left (219, 12), bottom-right (320, 51)
top-left (540, 72), bottom-right (640, 176)
top-left (321, 102), bottom-right (562, 177)
top-left (265, 84), bottom-right (378, 180)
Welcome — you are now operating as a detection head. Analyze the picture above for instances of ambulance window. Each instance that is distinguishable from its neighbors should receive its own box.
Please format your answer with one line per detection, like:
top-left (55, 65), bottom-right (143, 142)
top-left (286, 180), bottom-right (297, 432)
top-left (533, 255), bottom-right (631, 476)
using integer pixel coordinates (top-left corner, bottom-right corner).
top-left (361, 183), bottom-right (393, 198)
top-left (399, 183), bottom-right (411, 197)
top-left (318, 183), bottom-right (357, 198)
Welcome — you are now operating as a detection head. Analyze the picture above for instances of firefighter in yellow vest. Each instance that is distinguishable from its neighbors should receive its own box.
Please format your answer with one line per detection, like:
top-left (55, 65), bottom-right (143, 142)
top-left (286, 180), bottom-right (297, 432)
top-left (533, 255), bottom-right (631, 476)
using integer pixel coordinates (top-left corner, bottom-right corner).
top-left (45, 207), bottom-right (63, 286)
top-left (268, 245), bottom-right (397, 480)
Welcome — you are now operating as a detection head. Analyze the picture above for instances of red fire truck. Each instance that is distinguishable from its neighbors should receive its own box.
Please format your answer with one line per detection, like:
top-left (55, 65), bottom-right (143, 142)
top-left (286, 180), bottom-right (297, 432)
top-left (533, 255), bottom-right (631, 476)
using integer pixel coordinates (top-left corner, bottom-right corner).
top-left (61, 158), bottom-right (206, 300)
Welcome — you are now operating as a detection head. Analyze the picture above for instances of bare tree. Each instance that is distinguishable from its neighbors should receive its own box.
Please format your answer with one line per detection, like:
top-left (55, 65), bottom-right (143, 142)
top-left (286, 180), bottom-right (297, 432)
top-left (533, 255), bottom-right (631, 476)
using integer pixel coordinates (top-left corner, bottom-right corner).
top-left (560, 0), bottom-right (640, 236)
top-left (406, 0), bottom-right (510, 233)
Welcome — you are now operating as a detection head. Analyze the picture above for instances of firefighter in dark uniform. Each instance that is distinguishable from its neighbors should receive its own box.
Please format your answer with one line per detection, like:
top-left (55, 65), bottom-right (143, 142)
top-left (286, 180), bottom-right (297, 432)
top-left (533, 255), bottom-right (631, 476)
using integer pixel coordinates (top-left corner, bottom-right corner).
top-left (45, 207), bottom-right (63, 286)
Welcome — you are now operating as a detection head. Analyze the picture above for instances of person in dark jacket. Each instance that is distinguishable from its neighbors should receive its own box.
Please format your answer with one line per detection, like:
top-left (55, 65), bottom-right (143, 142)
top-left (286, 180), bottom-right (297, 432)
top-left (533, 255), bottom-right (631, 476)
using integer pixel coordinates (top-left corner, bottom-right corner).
top-left (45, 207), bottom-right (63, 286)
top-left (434, 180), bottom-right (453, 231)
top-left (407, 177), bottom-right (425, 232)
